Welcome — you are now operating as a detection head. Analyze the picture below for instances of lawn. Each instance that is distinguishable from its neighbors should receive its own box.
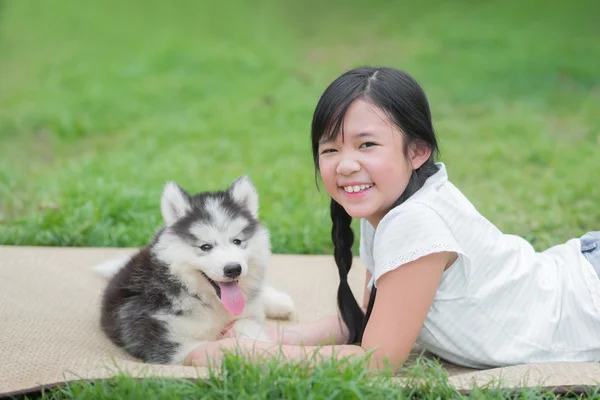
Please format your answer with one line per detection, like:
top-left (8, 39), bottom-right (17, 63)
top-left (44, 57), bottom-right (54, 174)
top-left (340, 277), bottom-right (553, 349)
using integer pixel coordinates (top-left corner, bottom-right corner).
top-left (25, 354), bottom-right (600, 400)
top-left (1, 0), bottom-right (599, 398)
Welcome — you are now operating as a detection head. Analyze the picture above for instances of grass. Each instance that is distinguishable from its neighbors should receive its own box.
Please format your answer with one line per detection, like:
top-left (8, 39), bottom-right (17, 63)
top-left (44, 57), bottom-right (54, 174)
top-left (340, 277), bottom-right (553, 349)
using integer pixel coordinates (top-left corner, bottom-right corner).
top-left (22, 351), bottom-right (600, 400)
top-left (1, 0), bottom-right (599, 254)
top-left (1, 0), bottom-right (599, 398)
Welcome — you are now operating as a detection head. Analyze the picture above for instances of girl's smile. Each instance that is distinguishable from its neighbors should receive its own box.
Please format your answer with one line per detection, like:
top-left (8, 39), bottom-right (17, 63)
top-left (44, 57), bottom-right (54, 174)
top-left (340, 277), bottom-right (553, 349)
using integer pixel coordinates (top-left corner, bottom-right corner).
top-left (340, 182), bottom-right (374, 197)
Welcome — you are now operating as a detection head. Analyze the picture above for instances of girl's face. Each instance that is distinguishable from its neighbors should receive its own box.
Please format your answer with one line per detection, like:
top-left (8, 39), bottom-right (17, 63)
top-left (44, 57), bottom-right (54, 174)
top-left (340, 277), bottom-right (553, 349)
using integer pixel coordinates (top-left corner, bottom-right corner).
top-left (318, 98), bottom-right (429, 228)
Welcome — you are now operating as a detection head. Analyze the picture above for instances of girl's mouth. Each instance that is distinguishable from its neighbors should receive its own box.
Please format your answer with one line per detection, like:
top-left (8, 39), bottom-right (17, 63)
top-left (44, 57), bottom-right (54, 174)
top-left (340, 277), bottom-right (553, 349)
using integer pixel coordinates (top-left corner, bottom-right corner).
top-left (342, 183), bottom-right (373, 193)
top-left (340, 184), bottom-right (373, 197)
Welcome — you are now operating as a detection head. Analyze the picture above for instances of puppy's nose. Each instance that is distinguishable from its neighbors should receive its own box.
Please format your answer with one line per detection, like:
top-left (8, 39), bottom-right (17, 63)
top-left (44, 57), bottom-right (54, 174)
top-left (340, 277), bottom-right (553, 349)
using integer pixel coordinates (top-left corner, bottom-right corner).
top-left (223, 263), bottom-right (242, 279)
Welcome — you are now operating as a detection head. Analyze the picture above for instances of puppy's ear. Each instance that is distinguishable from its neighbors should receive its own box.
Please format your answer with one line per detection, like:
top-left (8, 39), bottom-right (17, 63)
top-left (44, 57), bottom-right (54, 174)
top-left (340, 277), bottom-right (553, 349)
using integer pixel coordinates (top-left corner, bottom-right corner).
top-left (161, 181), bottom-right (191, 226)
top-left (229, 176), bottom-right (259, 218)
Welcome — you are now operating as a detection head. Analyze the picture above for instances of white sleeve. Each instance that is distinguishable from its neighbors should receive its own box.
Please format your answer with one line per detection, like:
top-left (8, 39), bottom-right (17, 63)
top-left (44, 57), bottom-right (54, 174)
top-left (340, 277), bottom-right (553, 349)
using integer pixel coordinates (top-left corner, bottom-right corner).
top-left (359, 218), bottom-right (375, 273)
top-left (372, 201), bottom-right (463, 288)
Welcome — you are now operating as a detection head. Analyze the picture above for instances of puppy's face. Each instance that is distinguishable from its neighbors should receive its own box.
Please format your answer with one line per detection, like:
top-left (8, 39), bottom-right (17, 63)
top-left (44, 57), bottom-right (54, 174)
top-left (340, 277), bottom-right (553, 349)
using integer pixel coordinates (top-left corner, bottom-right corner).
top-left (152, 177), bottom-right (270, 314)
top-left (174, 199), bottom-right (258, 282)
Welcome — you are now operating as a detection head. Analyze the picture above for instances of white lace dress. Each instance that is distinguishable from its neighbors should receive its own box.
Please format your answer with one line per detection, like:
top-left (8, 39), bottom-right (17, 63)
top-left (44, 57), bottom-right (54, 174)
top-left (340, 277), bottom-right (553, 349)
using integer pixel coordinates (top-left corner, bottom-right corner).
top-left (359, 163), bottom-right (600, 368)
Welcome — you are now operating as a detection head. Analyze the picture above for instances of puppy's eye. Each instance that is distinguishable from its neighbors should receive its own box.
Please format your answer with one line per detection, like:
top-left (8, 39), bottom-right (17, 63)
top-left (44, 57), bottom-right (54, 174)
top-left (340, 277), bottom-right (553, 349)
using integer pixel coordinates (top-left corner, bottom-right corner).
top-left (232, 239), bottom-right (242, 246)
top-left (199, 244), bottom-right (213, 251)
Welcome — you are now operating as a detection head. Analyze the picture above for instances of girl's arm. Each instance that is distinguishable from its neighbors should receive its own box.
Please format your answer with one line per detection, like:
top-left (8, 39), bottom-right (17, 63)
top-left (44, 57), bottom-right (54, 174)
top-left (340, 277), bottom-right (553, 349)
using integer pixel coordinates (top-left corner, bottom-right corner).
top-left (186, 252), bottom-right (453, 373)
top-left (267, 313), bottom-right (350, 346)
top-left (268, 268), bottom-right (373, 347)
top-left (222, 269), bottom-right (373, 346)
top-left (360, 251), bottom-right (453, 370)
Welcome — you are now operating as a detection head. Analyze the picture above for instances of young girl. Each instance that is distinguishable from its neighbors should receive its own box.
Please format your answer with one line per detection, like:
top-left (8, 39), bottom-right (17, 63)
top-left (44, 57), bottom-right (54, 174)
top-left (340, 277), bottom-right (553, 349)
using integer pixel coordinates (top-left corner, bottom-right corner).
top-left (184, 66), bottom-right (600, 372)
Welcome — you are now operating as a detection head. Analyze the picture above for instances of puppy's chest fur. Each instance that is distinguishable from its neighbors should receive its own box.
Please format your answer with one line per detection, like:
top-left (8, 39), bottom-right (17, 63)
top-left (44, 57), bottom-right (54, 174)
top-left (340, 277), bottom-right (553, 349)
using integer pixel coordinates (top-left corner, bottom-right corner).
top-left (160, 291), bottom-right (232, 341)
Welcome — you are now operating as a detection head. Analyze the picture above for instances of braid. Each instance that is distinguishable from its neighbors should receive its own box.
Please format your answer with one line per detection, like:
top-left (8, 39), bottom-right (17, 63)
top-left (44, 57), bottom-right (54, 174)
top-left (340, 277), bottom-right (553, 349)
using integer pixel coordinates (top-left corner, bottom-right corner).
top-left (330, 199), bottom-right (365, 344)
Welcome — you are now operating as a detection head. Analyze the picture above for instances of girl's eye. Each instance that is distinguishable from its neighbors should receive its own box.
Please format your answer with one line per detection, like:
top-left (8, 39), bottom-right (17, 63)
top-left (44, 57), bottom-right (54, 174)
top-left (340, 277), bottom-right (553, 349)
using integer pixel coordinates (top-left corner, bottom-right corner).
top-left (359, 142), bottom-right (377, 149)
top-left (319, 148), bottom-right (337, 155)
top-left (232, 239), bottom-right (242, 246)
top-left (199, 244), bottom-right (213, 251)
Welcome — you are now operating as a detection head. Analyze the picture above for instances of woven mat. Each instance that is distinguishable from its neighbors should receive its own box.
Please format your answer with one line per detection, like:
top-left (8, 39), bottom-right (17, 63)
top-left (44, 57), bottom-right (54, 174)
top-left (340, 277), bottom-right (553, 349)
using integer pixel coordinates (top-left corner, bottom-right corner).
top-left (1, 245), bottom-right (599, 396)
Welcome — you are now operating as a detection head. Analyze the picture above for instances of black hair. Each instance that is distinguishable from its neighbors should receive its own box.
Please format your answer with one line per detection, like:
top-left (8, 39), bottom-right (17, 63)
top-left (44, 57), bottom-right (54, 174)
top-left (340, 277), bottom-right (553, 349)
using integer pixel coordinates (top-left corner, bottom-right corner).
top-left (311, 67), bottom-right (440, 344)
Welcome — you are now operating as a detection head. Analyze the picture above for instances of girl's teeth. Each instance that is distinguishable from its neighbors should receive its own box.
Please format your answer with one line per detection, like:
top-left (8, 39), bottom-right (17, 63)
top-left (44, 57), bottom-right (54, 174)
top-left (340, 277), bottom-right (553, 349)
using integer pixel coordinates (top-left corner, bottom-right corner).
top-left (344, 184), bottom-right (372, 193)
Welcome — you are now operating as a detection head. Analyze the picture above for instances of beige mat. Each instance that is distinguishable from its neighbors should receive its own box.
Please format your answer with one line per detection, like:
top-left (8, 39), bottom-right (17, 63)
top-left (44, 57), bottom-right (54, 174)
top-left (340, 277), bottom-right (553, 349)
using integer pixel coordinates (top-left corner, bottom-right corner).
top-left (1, 246), bottom-right (599, 396)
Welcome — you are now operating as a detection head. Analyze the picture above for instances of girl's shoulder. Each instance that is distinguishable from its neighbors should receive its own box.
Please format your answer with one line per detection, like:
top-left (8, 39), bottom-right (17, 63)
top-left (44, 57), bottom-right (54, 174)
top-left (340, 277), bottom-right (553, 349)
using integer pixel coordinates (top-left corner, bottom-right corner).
top-left (360, 162), bottom-right (480, 263)
top-left (363, 199), bottom-right (467, 289)
top-left (360, 162), bottom-right (461, 247)
top-left (381, 163), bottom-right (482, 231)
top-left (377, 199), bottom-right (452, 242)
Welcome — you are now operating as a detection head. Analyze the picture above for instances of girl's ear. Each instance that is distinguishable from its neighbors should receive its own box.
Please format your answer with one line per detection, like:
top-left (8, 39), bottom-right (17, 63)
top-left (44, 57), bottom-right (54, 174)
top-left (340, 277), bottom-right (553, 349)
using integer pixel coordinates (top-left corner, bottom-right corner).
top-left (409, 140), bottom-right (432, 170)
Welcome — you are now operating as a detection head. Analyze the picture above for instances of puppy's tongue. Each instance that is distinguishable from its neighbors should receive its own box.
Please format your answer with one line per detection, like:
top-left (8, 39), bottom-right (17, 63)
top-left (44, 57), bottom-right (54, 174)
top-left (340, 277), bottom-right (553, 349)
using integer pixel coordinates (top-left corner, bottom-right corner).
top-left (218, 281), bottom-right (245, 316)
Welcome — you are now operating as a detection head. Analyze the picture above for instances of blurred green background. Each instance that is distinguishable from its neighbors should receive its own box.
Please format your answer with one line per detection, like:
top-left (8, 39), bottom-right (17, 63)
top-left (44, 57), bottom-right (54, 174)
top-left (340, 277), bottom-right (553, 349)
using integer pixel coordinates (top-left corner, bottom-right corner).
top-left (0, 0), bottom-right (598, 254)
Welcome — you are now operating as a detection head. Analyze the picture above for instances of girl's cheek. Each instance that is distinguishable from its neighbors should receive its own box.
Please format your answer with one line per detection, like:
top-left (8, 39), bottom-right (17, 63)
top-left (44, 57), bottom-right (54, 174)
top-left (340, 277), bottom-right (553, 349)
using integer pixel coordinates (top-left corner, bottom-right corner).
top-left (318, 161), bottom-right (337, 190)
top-left (318, 158), bottom-right (334, 177)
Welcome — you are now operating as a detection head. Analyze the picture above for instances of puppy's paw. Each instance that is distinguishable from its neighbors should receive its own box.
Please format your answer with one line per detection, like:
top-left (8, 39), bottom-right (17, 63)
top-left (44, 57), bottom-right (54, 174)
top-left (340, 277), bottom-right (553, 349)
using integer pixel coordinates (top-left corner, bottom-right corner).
top-left (262, 286), bottom-right (295, 319)
top-left (233, 319), bottom-right (271, 342)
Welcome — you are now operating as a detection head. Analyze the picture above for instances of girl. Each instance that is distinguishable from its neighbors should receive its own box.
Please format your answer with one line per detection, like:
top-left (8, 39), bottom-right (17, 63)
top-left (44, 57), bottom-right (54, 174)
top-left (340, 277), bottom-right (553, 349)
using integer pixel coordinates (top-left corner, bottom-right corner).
top-left (184, 66), bottom-right (600, 372)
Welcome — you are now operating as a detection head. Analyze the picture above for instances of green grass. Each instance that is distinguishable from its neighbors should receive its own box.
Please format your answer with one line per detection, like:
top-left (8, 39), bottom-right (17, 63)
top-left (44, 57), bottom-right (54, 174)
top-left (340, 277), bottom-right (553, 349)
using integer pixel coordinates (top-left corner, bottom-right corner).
top-left (1, 0), bottom-right (600, 398)
top-left (1, 0), bottom-right (598, 253)
top-left (23, 352), bottom-right (600, 400)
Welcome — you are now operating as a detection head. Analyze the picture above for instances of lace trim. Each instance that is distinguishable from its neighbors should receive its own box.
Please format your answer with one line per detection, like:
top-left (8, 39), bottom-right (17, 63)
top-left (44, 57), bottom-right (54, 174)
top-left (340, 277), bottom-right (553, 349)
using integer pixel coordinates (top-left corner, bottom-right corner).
top-left (375, 243), bottom-right (461, 283)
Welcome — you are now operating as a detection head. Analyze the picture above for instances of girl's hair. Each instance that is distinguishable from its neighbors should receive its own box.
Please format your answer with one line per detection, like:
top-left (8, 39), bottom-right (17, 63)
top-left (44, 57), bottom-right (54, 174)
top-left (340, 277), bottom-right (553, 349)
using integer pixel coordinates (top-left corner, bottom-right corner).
top-left (311, 66), bottom-right (440, 344)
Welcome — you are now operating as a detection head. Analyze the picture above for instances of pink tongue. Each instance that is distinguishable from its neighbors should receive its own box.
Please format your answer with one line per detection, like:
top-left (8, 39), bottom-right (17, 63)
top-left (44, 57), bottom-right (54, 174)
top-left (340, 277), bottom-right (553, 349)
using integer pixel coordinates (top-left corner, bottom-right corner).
top-left (218, 281), bottom-right (245, 316)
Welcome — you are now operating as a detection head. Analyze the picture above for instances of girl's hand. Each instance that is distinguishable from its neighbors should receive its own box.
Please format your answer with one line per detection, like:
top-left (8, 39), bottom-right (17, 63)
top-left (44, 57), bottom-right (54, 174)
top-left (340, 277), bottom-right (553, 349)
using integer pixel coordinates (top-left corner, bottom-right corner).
top-left (184, 338), bottom-right (237, 367)
top-left (217, 321), bottom-right (307, 345)
top-left (265, 323), bottom-right (307, 345)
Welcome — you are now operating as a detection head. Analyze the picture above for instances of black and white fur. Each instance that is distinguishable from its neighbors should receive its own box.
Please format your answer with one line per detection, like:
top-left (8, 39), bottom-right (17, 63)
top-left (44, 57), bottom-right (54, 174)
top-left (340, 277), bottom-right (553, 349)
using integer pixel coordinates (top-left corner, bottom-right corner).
top-left (96, 176), bottom-right (294, 364)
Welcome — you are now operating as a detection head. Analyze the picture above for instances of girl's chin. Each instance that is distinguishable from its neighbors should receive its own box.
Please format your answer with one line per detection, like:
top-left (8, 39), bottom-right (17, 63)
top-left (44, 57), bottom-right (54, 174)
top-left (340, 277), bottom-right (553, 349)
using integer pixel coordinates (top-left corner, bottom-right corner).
top-left (340, 203), bottom-right (389, 225)
top-left (342, 206), bottom-right (376, 220)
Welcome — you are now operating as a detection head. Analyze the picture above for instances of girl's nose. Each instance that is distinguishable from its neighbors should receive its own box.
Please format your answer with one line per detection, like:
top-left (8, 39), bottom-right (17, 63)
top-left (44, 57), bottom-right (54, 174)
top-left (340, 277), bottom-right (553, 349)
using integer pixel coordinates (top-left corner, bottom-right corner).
top-left (336, 157), bottom-right (361, 175)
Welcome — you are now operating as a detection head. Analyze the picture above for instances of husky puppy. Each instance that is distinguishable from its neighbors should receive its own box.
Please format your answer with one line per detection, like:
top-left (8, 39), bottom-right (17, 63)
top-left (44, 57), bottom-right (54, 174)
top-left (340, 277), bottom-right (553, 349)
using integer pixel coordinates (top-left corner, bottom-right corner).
top-left (97, 176), bottom-right (294, 364)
